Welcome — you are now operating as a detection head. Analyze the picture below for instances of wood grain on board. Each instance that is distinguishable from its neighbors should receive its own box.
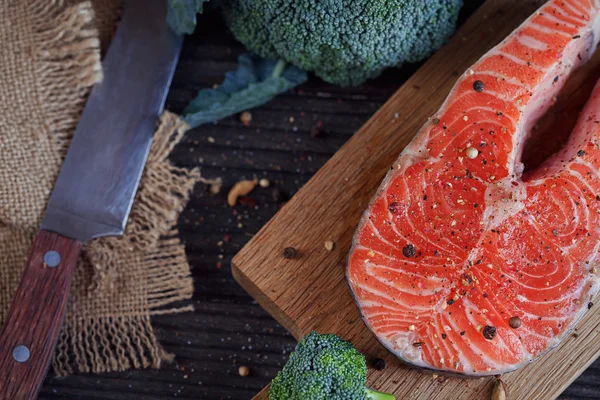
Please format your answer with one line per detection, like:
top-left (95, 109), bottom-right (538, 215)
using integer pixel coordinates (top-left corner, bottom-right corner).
top-left (232, 0), bottom-right (600, 399)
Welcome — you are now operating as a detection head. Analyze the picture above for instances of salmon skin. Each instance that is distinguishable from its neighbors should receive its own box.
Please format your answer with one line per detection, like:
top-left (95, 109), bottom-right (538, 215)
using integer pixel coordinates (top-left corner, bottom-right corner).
top-left (347, 0), bottom-right (600, 376)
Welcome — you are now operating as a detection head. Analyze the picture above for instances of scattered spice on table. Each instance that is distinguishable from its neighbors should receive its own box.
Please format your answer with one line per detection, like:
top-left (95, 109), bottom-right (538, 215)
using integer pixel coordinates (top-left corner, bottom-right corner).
top-left (372, 358), bottom-right (386, 370)
top-left (283, 247), bottom-right (297, 259)
top-left (259, 178), bottom-right (270, 188)
top-left (240, 111), bottom-right (252, 126)
top-left (324, 240), bottom-right (335, 251)
top-left (228, 179), bottom-right (258, 206)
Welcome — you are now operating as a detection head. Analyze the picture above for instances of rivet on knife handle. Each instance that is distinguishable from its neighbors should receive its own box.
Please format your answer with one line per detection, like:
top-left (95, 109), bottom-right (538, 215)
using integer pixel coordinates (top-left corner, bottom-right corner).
top-left (0, 231), bottom-right (81, 399)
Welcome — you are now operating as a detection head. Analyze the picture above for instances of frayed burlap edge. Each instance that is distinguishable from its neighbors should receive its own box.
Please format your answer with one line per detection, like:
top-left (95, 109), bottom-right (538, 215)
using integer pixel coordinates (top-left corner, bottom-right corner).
top-left (53, 231), bottom-right (195, 376)
top-left (6, 1), bottom-right (199, 376)
top-left (51, 113), bottom-right (199, 377)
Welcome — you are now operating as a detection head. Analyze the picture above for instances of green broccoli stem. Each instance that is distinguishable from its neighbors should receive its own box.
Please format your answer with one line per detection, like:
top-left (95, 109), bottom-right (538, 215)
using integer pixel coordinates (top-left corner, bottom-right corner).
top-left (270, 59), bottom-right (287, 79)
top-left (366, 388), bottom-right (396, 400)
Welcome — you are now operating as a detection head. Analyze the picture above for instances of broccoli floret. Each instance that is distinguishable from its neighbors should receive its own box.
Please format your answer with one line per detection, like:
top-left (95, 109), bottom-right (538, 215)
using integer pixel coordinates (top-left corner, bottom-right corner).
top-left (269, 332), bottom-right (395, 400)
top-left (221, 0), bottom-right (463, 86)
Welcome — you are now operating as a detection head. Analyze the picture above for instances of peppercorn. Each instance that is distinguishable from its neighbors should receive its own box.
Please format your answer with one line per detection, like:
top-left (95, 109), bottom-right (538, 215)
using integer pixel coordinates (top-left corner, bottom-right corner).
top-left (372, 358), bottom-right (386, 371)
top-left (508, 316), bottom-right (521, 329)
top-left (483, 325), bottom-right (497, 340)
top-left (283, 247), bottom-right (297, 259)
top-left (473, 80), bottom-right (485, 92)
top-left (402, 244), bottom-right (416, 258)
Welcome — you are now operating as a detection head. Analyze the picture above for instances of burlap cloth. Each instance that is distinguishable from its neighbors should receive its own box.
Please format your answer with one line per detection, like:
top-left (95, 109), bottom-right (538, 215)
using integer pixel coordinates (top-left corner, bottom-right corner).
top-left (0, 0), bottom-right (199, 375)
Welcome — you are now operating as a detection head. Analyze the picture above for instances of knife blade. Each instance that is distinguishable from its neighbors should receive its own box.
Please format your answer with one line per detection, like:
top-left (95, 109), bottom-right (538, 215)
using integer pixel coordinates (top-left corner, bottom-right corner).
top-left (0, 0), bottom-right (182, 397)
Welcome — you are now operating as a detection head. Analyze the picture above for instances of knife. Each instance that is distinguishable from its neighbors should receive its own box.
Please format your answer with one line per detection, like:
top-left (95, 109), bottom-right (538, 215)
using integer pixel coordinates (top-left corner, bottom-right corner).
top-left (0, 0), bottom-right (182, 397)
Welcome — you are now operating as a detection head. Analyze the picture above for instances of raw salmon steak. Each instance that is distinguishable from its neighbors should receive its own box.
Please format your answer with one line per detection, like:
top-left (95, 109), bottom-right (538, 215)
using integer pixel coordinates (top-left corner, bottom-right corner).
top-left (347, 0), bottom-right (600, 375)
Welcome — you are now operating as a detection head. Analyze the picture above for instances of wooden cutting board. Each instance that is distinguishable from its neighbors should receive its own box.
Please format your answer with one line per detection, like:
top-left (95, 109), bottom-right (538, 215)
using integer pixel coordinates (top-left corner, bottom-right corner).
top-left (231, 1), bottom-right (600, 398)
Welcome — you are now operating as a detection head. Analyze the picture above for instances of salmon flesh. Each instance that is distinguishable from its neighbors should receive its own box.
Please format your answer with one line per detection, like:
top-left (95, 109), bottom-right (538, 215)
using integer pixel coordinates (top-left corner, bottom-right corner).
top-left (347, 0), bottom-right (600, 375)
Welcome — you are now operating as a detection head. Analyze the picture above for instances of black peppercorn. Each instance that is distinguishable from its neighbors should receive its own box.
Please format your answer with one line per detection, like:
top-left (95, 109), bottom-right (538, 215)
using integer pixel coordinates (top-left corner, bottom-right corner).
top-left (402, 244), bottom-right (416, 258)
top-left (473, 80), bottom-right (485, 92)
top-left (483, 325), bottom-right (497, 340)
top-left (283, 247), bottom-right (297, 259)
top-left (372, 358), bottom-right (386, 371)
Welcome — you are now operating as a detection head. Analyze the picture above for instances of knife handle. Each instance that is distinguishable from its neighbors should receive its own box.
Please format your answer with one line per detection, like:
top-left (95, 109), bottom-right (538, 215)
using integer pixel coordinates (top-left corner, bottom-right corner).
top-left (0, 230), bottom-right (81, 399)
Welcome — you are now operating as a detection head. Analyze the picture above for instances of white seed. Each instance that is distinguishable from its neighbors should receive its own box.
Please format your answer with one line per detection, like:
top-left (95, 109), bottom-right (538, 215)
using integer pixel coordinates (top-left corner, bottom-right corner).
top-left (466, 147), bottom-right (479, 159)
top-left (207, 136), bottom-right (215, 143)
top-left (408, 325), bottom-right (415, 331)
top-left (258, 178), bottom-right (270, 188)
top-left (324, 241), bottom-right (335, 251)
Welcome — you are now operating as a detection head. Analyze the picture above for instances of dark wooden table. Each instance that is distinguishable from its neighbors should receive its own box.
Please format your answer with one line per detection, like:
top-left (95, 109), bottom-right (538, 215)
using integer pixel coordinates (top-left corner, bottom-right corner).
top-left (40, 3), bottom-right (599, 399)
